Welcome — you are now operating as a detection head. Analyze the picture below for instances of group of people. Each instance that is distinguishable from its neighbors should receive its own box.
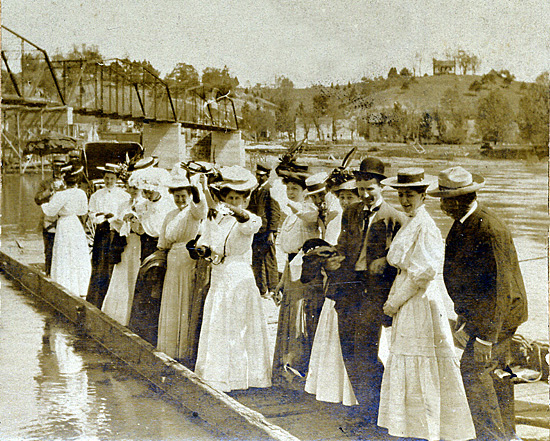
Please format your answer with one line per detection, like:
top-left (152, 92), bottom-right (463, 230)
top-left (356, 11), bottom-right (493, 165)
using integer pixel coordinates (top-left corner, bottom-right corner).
top-left (34, 152), bottom-right (527, 441)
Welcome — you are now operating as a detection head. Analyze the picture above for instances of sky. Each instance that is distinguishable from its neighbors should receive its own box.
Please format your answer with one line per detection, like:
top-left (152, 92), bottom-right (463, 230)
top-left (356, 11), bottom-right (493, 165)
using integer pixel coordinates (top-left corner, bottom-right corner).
top-left (2, 0), bottom-right (549, 87)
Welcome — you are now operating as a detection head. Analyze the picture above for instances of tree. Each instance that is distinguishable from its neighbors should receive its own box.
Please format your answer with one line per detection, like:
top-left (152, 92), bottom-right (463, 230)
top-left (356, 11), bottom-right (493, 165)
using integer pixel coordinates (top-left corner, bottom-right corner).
top-left (201, 66), bottom-right (239, 96)
top-left (387, 67), bottom-right (399, 78)
top-left (438, 87), bottom-right (468, 143)
top-left (241, 102), bottom-right (275, 141)
top-left (400, 67), bottom-right (412, 77)
top-left (455, 49), bottom-right (481, 75)
top-left (517, 75), bottom-right (549, 145)
top-left (166, 62), bottom-right (200, 91)
top-left (273, 75), bottom-right (296, 140)
top-left (476, 90), bottom-right (514, 143)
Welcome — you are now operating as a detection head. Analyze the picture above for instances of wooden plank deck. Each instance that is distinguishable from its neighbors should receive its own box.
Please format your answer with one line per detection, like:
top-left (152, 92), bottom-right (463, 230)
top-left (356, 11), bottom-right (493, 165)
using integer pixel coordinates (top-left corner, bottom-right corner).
top-left (1, 236), bottom-right (548, 441)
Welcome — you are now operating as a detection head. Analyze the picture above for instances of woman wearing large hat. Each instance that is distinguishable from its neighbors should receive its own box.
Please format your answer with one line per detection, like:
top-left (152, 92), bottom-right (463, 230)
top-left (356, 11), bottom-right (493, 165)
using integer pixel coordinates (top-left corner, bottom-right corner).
top-left (101, 169), bottom-right (145, 326)
top-left (271, 168), bottom-right (324, 388)
top-left (156, 170), bottom-right (207, 362)
top-left (194, 166), bottom-right (272, 392)
top-left (377, 168), bottom-right (475, 440)
top-left (41, 164), bottom-right (91, 298)
top-left (86, 163), bottom-right (131, 309)
top-left (127, 165), bottom-right (177, 345)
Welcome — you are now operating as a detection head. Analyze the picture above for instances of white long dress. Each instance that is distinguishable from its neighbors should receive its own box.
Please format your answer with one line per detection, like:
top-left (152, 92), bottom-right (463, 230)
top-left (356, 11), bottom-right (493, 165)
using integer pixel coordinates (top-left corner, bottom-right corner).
top-left (156, 200), bottom-right (206, 360)
top-left (195, 211), bottom-right (272, 392)
top-left (42, 187), bottom-right (91, 298)
top-left (101, 198), bottom-right (142, 326)
top-left (378, 205), bottom-right (475, 441)
top-left (305, 296), bottom-right (358, 406)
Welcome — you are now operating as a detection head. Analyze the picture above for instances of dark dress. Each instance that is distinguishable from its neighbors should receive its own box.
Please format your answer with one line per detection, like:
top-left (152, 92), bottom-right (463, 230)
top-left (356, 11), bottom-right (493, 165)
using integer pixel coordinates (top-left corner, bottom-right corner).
top-left (86, 221), bottom-right (114, 308)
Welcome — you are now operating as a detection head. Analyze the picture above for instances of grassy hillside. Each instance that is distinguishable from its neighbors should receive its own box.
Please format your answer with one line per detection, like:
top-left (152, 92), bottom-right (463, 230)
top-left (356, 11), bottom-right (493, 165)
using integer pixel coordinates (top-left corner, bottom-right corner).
top-left (240, 72), bottom-right (529, 116)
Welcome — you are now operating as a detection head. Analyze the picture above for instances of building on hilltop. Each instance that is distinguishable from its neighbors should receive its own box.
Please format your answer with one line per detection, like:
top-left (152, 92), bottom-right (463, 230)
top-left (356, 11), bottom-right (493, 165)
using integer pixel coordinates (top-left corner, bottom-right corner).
top-left (432, 59), bottom-right (456, 75)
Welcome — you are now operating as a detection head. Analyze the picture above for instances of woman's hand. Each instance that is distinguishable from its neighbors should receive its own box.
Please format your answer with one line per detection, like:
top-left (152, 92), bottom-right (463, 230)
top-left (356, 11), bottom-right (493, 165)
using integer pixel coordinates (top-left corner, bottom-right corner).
top-left (383, 300), bottom-right (399, 317)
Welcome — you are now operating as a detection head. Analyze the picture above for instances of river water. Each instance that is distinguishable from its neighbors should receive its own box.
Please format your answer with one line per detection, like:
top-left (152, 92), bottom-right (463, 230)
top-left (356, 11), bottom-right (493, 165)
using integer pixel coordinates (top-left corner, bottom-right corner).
top-left (0, 272), bottom-right (222, 441)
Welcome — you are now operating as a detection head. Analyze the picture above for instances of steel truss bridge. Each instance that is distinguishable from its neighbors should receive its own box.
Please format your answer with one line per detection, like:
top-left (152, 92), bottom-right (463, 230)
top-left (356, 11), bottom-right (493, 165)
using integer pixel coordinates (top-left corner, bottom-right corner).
top-left (1, 26), bottom-right (239, 167)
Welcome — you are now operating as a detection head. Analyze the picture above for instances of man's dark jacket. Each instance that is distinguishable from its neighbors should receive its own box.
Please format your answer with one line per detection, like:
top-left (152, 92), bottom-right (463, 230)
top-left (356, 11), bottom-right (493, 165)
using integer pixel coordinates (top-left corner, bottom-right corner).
top-left (443, 204), bottom-right (528, 343)
top-left (331, 200), bottom-right (406, 303)
top-left (248, 182), bottom-right (280, 234)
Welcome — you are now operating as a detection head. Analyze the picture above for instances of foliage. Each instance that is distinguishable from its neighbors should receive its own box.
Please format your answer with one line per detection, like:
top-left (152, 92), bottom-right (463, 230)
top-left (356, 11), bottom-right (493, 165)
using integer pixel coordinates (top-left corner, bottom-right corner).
top-left (165, 63), bottom-right (200, 91)
top-left (437, 86), bottom-right (468, 143)
top-left (476, 89), bottom-right (514, 143)
top-left (517, 75), bottom-right (549, 145)
top-left (455, 49), bottom-right (481, 75)
top-left (272, 75), bottom-right (296, 140)
top-left (399, 67), bottom-right (412, 77)
top-left (240, 102), bottom-right (275, 141)
top-left (201, 66), bottom-right (239, 96)
top-left (387, 67), bottom-right (399, 78)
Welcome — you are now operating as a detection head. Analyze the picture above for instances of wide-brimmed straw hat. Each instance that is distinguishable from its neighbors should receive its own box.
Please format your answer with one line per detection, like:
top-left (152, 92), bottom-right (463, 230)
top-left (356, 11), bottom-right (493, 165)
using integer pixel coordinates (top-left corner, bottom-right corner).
top-left (131, 156), bottom-right (159, 171)
top-left (333, 179), bottom-right (358, 192)
top-left (427, 166), bottom-right (485, 197)
top-left (353, 157), bottom-right (386, 180)
top-left (97, 163), bottom-right (121, 175)
top-left (167, 165), bottom-right (195, 190)
top-left (214, 165), bottom-right (257, 192)
top-left (381, 168), bottom-right (434, 189)
top-left (129, 166), bottom-right (170, 191)
top-left (305, 172), bottom-right (328, 196)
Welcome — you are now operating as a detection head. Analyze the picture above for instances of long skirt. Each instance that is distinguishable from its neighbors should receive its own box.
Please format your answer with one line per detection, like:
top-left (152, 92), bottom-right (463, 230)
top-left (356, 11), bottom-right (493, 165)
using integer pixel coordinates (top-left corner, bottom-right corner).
top-left (101, 233), bottom-right (141, 326)
top-left (378, 276), bottom-right (475, 441)
top-left (86, 221), bottom-right (114, 308)
top-left (51, 215), bottom-right (91, 298)
top-left (195, 256), bottom-right (271, 392)
top-left (128, 235), bottom-right (164, 346)
top-left (305, 298), bottom-right (358, 406)
top-left (272, 261), bottom-right (310, 387)
top-left (157, 243), bottom-right (196, 360)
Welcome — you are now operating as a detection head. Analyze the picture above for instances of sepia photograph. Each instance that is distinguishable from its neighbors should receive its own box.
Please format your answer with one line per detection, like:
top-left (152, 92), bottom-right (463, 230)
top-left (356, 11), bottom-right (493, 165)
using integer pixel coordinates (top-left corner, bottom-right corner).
top-left (0, 1), bottom-right (548, 440)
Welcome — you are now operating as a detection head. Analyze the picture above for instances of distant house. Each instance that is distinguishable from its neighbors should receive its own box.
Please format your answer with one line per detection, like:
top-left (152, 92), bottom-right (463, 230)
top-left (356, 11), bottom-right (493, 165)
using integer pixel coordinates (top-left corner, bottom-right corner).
top-left (432, 59), bottom-right (456, 75)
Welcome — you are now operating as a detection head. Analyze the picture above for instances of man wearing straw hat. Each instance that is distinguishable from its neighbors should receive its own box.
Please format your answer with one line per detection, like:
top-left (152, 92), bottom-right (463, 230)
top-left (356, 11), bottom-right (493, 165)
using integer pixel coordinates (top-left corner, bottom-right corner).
top-left (429, 166), bottom-right (528, 441)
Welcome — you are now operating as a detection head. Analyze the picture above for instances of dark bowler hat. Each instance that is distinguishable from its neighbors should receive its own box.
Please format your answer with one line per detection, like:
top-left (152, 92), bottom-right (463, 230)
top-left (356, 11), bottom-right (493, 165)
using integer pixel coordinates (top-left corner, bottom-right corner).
top-left (256, 162), bottom-right (271, 175)
top-left (353, 157), bottom-right (386, 180)
top-left (381, 167), bottom-right (434, 189)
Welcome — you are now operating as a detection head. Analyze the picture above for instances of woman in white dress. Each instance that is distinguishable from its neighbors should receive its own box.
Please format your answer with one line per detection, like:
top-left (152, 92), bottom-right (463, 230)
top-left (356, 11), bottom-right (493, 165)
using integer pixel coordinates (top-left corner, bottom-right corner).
top-left (304, 175), bottom-right (360, 406)
top-left (101, 182), bottom-right (143, 326)
top-left (41, 166), bottom-right (91, 298)
top-left (157, 172), bottom-right (206, 362)
top-left (378, 168), bottom-right (475, 441)
top-left (195, 166), bottom-right (271, 392)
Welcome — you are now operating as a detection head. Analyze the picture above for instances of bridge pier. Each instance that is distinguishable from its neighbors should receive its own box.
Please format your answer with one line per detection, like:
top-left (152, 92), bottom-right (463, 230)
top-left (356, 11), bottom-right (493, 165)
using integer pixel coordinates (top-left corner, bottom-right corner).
top-left (211, 130), bottom-right (245, 166)
top-left (142, 122), bottom-right (186, 169)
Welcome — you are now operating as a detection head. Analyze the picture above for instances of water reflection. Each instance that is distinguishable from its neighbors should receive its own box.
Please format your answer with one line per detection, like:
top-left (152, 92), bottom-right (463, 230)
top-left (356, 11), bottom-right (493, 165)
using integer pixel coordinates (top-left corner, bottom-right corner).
top-left (0, 275), bottom-right (221, 441)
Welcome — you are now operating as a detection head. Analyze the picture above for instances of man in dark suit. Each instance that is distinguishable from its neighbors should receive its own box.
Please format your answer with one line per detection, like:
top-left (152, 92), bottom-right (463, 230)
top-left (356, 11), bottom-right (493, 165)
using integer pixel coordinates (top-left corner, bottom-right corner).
top-left (430, 166), bottom-right (528, 441)
top-left (327, 157), bottom-right (406, 427)
top-left (248, 162), bottom-right (281, 297)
